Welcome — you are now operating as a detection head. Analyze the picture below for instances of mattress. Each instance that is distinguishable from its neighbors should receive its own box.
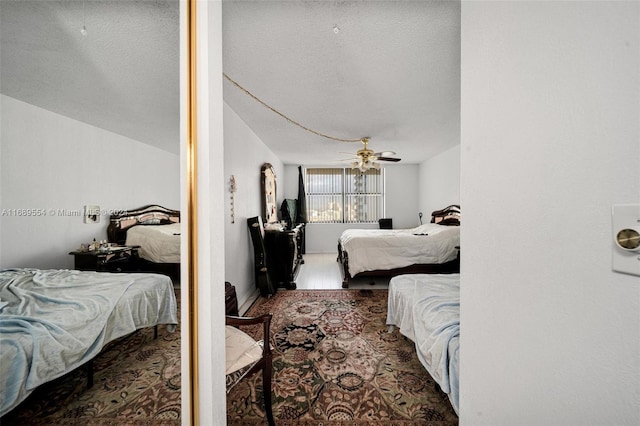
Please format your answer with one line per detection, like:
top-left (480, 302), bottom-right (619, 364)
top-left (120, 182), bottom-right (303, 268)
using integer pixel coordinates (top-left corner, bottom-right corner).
top-left (125, 222), bottom-right (181, 263)
top-left (386, 273), bottom-right (460, 414)
top-left (339, 223), bottom-right (460, 276)
top-left (0, 268), bottom-right (178, 416)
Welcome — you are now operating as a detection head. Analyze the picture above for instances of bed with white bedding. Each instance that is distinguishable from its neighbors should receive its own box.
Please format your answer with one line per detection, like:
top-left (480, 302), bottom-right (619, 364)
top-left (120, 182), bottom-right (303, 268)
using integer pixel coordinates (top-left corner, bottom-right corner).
top-left (337, 223), bottom-right (460, 287)
top-left (0, 268), bottom-right (178, 417)
top-left (386, 273), bottom-right (460, 414)
top-left (107, 205), bottom-right (180, 278)
top-left (125, 222), bottom-right (181, 263)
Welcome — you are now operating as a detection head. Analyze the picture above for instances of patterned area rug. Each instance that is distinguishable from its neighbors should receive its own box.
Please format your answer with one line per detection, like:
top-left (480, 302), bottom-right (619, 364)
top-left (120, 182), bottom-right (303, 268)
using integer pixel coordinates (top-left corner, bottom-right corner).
top-left (227, 289), bottom-right (458, 425)
top-left (2, 292), bottom-right (181, 426)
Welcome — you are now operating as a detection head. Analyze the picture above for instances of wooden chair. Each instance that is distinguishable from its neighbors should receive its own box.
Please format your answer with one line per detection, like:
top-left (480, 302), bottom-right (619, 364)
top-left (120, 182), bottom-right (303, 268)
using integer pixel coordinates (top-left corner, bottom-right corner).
top-left (225, 313), bottom-right (275, 426)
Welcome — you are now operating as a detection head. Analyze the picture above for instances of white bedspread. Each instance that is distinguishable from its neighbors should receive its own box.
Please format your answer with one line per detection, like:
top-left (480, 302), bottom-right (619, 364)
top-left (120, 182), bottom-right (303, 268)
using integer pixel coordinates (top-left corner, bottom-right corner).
top-left (125, 223), bottom-right (181, 263)
top-left (339, 223), bottom-right (460, 276)
top-left (386, 273), bottom-right (460, 414)
top-left (0, 268), bottom-right (178, 416)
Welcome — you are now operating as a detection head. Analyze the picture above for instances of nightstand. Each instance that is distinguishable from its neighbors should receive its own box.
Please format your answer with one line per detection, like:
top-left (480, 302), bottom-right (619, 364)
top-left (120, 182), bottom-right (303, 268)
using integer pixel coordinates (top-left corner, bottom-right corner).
top-left (69, 246), bottom-right (140, 272)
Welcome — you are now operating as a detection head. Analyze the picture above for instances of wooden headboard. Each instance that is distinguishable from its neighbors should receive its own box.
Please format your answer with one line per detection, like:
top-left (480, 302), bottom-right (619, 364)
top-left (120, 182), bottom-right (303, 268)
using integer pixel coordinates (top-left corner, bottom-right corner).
top-left (431, 205), bottom-right (460, 226)
top-left (107, 205), bottom-right (180, 245)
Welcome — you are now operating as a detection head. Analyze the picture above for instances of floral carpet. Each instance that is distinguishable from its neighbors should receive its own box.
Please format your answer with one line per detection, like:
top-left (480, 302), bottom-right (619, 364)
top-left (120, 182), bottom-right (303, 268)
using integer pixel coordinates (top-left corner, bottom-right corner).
top-left (227, 289), bottom-right (458, 425)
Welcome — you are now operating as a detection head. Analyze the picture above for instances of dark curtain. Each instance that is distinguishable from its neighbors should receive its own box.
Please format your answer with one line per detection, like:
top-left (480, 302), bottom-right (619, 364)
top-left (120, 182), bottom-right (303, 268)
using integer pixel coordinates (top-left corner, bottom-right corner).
top-left (295, 165), bottom-right (308, 224)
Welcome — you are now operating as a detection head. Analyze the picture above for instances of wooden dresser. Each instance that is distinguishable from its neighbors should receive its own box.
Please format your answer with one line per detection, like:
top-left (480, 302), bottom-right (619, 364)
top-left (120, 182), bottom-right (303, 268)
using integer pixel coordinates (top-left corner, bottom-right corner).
top-left (264, 223), bottom-right (304, 290)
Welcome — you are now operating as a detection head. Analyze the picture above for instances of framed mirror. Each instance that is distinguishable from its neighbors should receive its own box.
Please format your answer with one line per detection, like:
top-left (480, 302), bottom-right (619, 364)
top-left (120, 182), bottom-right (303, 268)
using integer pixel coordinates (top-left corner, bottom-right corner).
top-left (261, 163), bottom-right (278, 224)
top-left (0, 0), bottom-right (196, 423)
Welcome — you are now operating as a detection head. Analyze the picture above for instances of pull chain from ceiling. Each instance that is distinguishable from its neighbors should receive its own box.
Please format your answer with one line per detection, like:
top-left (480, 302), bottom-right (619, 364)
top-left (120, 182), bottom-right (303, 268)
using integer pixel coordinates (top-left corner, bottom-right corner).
top-left (223, 72), bottom-right (364, 143)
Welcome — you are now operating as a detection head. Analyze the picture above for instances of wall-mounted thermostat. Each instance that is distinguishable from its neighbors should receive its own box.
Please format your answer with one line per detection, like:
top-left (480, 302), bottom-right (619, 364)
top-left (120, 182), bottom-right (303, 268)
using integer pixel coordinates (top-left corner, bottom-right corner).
top-left (612, 204), bottom-right (640, 277)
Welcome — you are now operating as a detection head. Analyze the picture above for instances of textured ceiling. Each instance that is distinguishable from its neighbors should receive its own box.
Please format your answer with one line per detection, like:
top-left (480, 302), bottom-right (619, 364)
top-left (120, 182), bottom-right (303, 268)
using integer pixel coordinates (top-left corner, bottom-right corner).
top-left (0, 0), bottom-right (180, 154)
top-left (1, 1), bottom-right (461, 164)
top-left (222, 0), bottom-right (461, 165)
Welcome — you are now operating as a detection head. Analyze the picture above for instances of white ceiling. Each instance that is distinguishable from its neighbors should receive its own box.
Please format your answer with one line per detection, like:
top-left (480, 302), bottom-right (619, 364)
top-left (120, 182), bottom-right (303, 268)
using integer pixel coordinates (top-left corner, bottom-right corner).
top-left (223, 0), bottom-right (461, 165)
top-left (0, 0), bottom-right (180, 154)
top-left (1, 1), bottom-right (461, 164)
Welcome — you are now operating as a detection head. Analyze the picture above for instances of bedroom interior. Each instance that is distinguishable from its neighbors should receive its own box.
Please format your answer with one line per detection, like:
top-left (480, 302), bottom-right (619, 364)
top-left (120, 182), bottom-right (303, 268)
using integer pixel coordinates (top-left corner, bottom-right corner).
top-left (2, 1), bottom-right (639, 425)
top-left (200, 1), bottom-right (640, 424)
top-left (0, 0), bottom-right (184, 422)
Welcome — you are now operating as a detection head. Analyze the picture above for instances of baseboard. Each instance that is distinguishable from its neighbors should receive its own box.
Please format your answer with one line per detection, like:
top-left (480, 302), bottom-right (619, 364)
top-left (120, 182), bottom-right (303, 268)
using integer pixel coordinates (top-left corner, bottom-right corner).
top-left (238, 287), bottom-right (260, 316)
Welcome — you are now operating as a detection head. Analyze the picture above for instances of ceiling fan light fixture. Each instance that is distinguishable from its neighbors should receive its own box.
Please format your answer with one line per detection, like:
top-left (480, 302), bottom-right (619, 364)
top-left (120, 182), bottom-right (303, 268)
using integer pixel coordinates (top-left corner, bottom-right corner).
top-left (343, 137), bottom-right (400, 170)
top-left (351, 158), bottom-right (379, 172)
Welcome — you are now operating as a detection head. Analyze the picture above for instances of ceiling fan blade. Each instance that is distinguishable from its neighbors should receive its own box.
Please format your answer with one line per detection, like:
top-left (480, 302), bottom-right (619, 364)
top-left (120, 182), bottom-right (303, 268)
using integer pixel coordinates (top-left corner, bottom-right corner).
top-left (374, 151), bottom-right (396, 157)
top-left (377, 157), bottom-right (401, 162)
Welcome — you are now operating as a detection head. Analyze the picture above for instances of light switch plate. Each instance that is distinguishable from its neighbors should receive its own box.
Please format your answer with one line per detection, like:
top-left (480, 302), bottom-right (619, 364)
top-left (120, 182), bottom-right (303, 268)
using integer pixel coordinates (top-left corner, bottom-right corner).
top-left (612, 204), bottom-right (640, 277)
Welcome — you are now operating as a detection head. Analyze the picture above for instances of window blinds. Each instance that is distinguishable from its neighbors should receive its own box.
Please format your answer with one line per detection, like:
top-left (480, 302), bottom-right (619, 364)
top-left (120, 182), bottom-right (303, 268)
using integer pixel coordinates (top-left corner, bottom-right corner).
top-left (306, 168), bottom-right (384, 223)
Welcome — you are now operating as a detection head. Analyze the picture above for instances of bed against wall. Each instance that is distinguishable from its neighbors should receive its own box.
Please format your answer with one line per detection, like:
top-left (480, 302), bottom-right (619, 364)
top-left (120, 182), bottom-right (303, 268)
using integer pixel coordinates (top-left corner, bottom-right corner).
top-left (107, 205), bottom-right (180, 279)
top-left (337, 205), bottom-right (461, 287)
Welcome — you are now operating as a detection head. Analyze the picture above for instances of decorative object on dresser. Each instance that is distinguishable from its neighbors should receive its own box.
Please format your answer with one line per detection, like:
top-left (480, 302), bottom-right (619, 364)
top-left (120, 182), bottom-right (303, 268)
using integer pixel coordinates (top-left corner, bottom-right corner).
top-left (69, 245), bottom-right (140, 272)
top-left (107, 204), bottom-right (180, 279)
top-left (247, 216), bottom-right (276, 296)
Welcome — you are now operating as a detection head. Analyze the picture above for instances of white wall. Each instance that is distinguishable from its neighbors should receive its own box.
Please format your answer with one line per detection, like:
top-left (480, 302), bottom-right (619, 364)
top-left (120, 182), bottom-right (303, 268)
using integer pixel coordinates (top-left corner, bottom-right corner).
top-left (419, 144), bottom-right (460, 218)
top-left (282, 164), bottom-right (301, 198)
top-left (223, 103), bottom-right (284, 310)
top-left (0, 95), bottom-right (179, 269)
top-left (460, 2), bottom-right (639, 425)
top-left (385, 164), bottom-right (420, 229)
top-left (283, 164), bottom-right (420, 253)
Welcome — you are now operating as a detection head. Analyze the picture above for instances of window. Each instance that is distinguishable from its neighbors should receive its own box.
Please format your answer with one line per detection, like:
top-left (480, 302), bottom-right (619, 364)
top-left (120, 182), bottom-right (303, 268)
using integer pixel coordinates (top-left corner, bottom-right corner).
top-left (305, 167), bottom-right (385, 223)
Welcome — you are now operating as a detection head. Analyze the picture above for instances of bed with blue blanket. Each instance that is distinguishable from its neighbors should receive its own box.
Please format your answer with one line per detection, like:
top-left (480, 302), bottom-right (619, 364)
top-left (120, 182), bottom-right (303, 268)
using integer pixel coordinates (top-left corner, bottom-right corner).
top-left (0, 268), bottom-right (178, 417)
top-left (386, 273), bottom-right (460, 415)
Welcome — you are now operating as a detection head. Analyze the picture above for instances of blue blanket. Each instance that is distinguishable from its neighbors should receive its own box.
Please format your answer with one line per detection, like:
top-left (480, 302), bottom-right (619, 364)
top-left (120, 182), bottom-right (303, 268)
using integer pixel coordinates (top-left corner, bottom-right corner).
top-left (0, 268), bottom-right (175, 416)
top-left (386, 274), bottom-right (460, 414)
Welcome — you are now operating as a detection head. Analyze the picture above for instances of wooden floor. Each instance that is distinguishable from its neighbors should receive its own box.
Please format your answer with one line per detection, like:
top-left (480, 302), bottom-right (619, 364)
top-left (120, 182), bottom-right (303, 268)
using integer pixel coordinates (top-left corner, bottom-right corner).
top-left (296, 253), bottom-right (390, 290)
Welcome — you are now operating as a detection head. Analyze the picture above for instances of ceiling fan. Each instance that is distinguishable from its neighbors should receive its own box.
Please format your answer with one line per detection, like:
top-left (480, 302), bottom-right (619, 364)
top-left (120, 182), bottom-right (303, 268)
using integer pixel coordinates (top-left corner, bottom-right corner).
top-left (340, 137), bottom-right (401, 172)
